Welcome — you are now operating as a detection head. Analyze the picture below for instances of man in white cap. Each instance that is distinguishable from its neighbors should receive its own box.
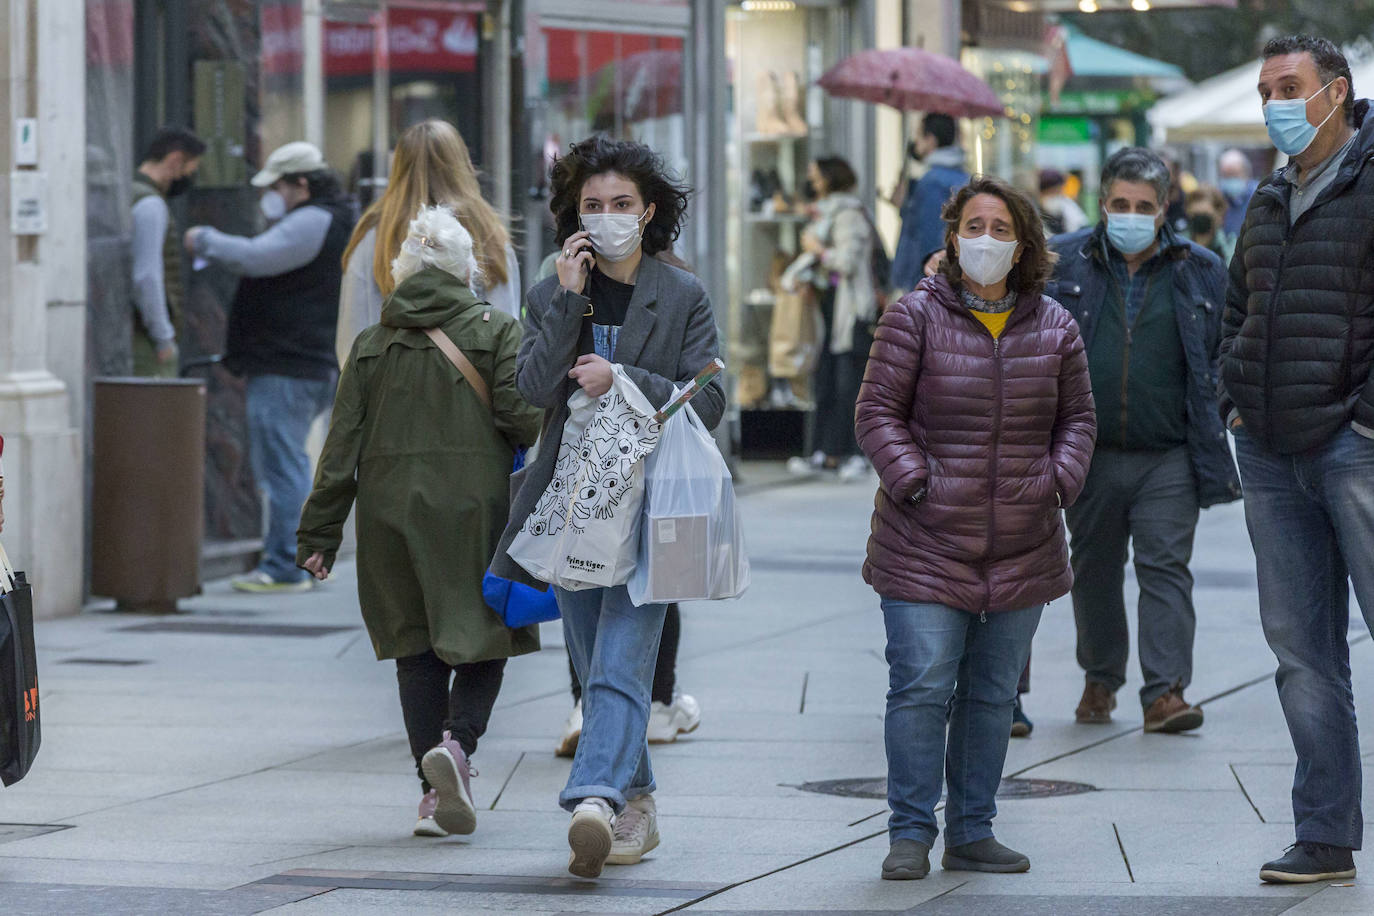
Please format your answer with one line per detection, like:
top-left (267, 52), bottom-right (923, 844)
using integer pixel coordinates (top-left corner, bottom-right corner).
top-left (185, 141), bottom-right (356, 593)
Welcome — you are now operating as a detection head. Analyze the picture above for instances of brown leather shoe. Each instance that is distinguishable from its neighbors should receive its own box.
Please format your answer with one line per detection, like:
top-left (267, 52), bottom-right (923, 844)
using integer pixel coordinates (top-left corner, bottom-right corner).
top-left (1075, 681), bottom-right (1116, 724)
top-left (1144, 689), bottom-right (1203, 734)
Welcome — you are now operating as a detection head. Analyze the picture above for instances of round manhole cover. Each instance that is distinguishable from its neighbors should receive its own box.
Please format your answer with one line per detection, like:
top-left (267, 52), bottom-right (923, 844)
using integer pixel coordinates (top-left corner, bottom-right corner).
top-left (792, 776), bottom-right (1095, 800)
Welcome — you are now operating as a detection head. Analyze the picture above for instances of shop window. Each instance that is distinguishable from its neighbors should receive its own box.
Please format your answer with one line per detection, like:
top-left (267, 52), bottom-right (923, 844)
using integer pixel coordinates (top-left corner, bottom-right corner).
top-left (260, 0), bottom-right (308, 162)
top-left (526, 28), bottom-right (688, 263)
top-left (724, 2), bottom-right (850, 454)
top-left (261, 2), bottom-right (487, 212)
top-left (325, 4), bottom-right (486, 211)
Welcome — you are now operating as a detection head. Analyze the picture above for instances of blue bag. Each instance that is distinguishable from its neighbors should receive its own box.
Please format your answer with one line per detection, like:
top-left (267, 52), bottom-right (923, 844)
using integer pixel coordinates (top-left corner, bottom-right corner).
top-left (482, 573), bottom-right (560, 627)
top-left (483, 449), bottom-right (561, 628)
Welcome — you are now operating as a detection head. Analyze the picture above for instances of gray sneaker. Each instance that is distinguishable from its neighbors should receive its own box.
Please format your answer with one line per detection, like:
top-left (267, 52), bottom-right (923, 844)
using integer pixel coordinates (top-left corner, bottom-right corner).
top-left (942, 837), bottom-right (1030, 873)
top-left (881, 839), bottom-right (931, 880)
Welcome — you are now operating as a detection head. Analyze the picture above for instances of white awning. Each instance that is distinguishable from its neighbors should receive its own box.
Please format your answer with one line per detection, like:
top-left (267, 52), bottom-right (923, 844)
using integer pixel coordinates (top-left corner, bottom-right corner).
top-left (1151, 55), bottom-right (1374, 145)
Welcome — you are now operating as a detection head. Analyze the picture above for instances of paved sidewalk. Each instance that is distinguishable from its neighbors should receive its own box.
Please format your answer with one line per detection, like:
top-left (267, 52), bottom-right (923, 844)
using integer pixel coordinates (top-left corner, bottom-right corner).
top-left (1, 471), bottom-right (1372, 914)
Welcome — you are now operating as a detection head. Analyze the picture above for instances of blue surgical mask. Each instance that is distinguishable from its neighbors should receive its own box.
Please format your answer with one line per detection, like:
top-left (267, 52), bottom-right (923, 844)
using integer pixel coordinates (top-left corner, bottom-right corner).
top-left (1219, 177), bottom-right (1250, 200)
top-left (1264, 79), bottom-right (1338, 156)
top-left (1105, 212), bottom-right (1159, 256)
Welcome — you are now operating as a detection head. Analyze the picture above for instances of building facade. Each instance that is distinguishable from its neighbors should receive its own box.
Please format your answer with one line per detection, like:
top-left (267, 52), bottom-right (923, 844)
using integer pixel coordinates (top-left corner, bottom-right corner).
top-left (16, 0), bottom-right (974, 616)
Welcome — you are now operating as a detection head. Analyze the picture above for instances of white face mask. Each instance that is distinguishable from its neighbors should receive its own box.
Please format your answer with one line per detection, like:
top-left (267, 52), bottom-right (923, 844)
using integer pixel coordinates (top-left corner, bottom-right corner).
top-left (956, 233), bottom-right (1019, 287)
top-left (581, 211), bottom-right (648, 262)
top-left (259, 189), bottom-right (287, 222)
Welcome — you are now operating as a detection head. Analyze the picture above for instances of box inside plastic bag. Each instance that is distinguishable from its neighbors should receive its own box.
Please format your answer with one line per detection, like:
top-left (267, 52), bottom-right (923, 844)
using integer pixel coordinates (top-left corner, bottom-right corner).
top-left (629, 404), bottom-right (749, 606)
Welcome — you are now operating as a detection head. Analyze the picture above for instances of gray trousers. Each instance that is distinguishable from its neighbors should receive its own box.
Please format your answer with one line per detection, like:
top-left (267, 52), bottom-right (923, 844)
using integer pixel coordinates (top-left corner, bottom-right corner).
top-left (1065, 446), bottom-right (1200, 709)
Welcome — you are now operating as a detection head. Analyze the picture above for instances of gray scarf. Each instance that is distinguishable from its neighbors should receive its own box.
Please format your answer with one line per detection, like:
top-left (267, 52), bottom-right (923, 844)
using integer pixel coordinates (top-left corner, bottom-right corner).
top-left (960, 287), bottom-right (1017, 314)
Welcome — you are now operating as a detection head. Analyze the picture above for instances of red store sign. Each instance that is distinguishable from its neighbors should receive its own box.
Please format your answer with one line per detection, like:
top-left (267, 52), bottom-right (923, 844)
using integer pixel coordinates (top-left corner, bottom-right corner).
top-left (262, 6), bottom-right (478, 77)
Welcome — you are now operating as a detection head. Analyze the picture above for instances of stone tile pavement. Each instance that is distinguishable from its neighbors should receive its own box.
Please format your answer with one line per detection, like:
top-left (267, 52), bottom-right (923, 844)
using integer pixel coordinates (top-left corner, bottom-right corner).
top-left (1, 469), bottom-right (1372, 914)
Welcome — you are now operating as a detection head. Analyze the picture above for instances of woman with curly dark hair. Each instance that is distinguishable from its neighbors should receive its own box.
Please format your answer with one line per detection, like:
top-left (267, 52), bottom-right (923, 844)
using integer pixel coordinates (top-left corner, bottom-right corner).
top-left (856, 175), bottom-right (1096, 880)
top-left (489, 135), bottom-right (724, 878)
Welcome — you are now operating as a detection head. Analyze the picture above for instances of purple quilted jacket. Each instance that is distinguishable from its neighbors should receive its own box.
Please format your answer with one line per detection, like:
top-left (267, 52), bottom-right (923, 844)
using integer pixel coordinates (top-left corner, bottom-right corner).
top-left (856, 274), bottom-right (1097, 615)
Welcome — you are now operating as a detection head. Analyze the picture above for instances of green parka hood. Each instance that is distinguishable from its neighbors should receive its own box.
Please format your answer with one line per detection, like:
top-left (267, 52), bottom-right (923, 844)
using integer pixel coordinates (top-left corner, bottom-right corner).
top-left (381, 266), bottom-right (482, 329)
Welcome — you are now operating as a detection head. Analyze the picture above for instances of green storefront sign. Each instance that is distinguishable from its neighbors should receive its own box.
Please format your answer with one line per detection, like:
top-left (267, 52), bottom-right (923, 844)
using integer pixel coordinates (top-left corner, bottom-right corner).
top-left (1039, 116), bottom-right (1092, 145)
top-left (1045, 89), bottom-right (1156, 116)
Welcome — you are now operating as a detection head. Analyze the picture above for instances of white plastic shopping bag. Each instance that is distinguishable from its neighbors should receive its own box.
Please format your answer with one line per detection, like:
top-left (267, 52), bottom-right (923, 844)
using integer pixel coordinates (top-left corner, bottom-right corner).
top-left (507, 365), bottom-right (661, 590)
top-left (628, 403), bottom-right (750, 606)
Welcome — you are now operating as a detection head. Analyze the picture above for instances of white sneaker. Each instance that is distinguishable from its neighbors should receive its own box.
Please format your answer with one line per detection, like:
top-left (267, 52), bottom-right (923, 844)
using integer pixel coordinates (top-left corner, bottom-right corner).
top-left (647, 693), bottom-right (701, 744)
top-left (837, 454), bottom-right (869, 483)
top-left (607, 795), bottom-right (660, 865)
top-left (556, 700), bottom-right (583, 758)
top-left (786, 451), bottom-right (825, 476)
top-left (567, 798), bottom-right (614, 878)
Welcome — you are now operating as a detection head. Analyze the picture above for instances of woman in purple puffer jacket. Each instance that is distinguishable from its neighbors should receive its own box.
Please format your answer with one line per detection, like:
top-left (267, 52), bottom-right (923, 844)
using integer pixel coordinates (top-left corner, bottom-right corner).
top-left (857, 175), bottom-right (1096, 881)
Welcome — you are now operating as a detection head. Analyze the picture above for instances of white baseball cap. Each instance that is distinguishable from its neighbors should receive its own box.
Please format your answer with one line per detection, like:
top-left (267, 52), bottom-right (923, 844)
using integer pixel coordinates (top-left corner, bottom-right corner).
top-left (251, 141), bottom-right (327, 187)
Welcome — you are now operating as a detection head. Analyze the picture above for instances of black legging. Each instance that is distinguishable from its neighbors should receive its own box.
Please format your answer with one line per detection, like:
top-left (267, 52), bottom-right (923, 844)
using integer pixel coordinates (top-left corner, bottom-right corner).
top-left (395, 651), bottom-right (506, 791)
top-left (569, 603), bottom-right (680, 706)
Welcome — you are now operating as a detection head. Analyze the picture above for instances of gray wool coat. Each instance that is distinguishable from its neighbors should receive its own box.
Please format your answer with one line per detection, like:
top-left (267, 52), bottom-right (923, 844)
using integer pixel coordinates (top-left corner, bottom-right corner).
top-left (489, 254), bottom-right (726, 588)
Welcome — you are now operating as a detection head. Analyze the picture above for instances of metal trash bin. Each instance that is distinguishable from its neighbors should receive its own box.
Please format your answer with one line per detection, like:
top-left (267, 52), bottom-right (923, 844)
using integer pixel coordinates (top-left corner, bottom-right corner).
top-left (91, 378), bottom-right (206, 612)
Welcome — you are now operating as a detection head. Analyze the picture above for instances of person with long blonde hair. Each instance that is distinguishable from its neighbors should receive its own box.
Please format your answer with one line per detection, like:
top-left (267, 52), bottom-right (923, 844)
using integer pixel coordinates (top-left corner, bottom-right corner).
top-left (336, 119), bottom-right (520, 363)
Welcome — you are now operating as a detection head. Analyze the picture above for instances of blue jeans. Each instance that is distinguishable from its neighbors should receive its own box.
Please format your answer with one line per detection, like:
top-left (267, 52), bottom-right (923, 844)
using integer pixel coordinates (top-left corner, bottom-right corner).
top-left (245, 373), bottom-right (336, 583)
top-left (882, 598), bottom-right (1043, 847)
top-left (1233, 424), bottom-right (1374, 849)
top-left (555, 584), bottom-right (667, 813)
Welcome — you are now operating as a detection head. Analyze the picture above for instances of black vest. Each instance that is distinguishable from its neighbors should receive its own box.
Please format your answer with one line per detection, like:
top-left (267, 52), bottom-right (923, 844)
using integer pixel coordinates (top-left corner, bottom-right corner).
top-left (224, 196), bottom-right (355, 380)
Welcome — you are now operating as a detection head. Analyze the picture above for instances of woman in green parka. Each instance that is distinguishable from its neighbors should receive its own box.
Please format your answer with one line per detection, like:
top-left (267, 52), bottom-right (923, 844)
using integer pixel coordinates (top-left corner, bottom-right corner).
top-left (297, 205), bottom-right (542, 840)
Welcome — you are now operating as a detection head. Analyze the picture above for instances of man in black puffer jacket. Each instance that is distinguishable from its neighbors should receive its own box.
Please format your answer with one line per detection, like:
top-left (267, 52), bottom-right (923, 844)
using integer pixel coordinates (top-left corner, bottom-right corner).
top-left (1220, 35), bottom-right (1374, 886)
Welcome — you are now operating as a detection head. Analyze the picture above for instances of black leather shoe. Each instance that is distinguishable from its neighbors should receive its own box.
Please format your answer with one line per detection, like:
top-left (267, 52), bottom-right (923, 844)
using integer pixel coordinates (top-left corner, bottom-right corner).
top-left (1260, 842), bottom-right (1356, 883)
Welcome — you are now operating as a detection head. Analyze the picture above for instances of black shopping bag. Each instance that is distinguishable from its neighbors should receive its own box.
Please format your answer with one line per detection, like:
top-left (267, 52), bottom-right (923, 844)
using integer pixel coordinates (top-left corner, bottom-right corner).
top-left (0, 567), bottom-right (40, 787)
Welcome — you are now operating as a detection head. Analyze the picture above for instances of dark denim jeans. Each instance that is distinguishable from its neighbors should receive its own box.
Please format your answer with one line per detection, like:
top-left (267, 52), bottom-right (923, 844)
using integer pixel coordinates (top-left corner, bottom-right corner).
top-left (1234, 424), bottom-right (1374, 849)
top-left (245, 373), bottom-right (336, 583)
top-left (1065, 446), bottom-right (1200, 708)
top-left (881, 598), bottom-right (1043, 847)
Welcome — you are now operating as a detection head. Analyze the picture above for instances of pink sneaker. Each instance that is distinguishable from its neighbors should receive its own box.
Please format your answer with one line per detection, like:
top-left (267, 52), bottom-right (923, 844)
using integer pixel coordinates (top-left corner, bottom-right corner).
top-left (414, 789), bottom-right (447, 837)
top-left (420, 731), bottom-right (477, 835)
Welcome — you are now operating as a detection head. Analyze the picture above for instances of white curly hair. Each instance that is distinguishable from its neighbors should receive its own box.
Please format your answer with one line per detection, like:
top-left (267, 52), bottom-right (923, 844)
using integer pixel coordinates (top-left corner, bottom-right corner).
top-left (390, 204), bottom-right (483, 288)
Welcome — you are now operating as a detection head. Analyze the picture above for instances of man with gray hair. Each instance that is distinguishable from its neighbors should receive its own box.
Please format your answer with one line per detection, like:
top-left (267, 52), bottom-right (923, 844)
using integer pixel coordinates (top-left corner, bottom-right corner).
top-left (1217, 148), bottom-right (1258, 236)
top-left (1046, 147), bottom-right (1240, 735)
top-left (1222, 34), bottom-right (1374, 884)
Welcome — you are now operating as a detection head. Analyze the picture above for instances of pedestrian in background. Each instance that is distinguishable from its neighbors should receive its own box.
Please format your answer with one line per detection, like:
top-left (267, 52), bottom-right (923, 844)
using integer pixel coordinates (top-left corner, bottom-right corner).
top-left (489, 135), bottom-right (724, 879)
top-left (1036, 168), bottom-right (1088, 237)
top-left (130, 127), bottom-right (204, 377)
top-left (1184, 184), bottom-right (1235, 263)
top-left (336, 119), bottom-right (521, 365)
top-left (1222, 34), bottom-right (1374, 885)
top-left (298, 204), bottom-right (541, 839)
top-left (1046, 148), bottom-right (1241, 735)
top-left (858, 175), bottom-right (1096, 881)
top-left (185, 141), bottom-right (355, 593)
top-left (1217, 147), bottom-right (1259, 236)
top-left (787, 156), bottom-right (876, 483)
top-left (891, 114), bottom-right (968, 295)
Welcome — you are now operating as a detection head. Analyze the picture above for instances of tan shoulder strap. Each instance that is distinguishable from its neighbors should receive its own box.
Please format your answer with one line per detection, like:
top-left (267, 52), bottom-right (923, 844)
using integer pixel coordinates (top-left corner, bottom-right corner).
top-left (423, 327), bottom-right (492, 410)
